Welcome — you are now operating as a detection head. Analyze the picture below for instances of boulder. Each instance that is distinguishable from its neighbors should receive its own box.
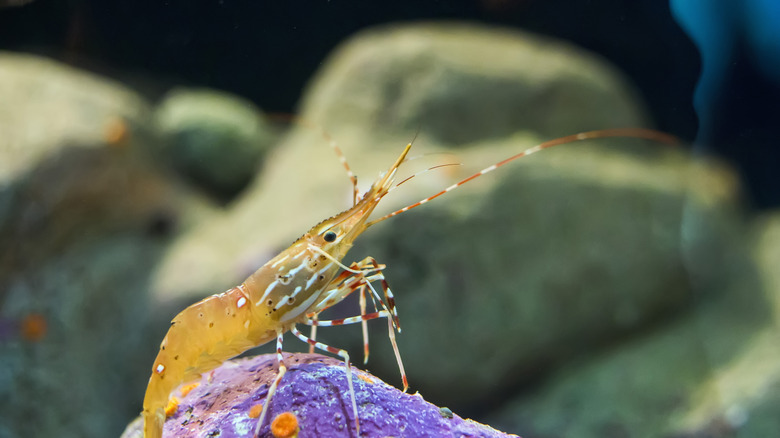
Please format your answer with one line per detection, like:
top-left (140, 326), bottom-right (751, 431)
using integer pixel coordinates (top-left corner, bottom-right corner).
top-left (0, 51), bottom-right (213, 438)
top-left (154, 88), bottom-right (280, 199)
top-left (486, 287), bottom-right (780, 437)
top-left (121, 353), bottom-right (517, 438)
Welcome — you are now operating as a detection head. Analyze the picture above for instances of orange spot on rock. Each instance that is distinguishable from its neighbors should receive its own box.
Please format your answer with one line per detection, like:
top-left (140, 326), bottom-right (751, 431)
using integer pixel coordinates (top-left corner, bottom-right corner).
top-left (164, 397), bottom-right (179, 418)
top-left (179, 382), bottom-right (200, 397)
top-left (271, 411), bottom-right (299, 438)
top-left (357, 372), bottom-right (374, 384)
top-left (247, 404), bottom-right (263, 419)
top-left (104, 117), bottom-right (129, 146)
top-left (19, 313), bottom-right (47, 342)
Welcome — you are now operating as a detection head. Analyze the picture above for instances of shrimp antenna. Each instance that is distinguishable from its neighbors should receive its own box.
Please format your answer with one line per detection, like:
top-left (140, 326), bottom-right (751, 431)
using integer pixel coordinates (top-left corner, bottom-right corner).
top-left (366, 128), bottom-right (678, 227)
top-left (269, 113), bottom-right (360, 206)
top-left (389, 162), bottom-right (463, 193)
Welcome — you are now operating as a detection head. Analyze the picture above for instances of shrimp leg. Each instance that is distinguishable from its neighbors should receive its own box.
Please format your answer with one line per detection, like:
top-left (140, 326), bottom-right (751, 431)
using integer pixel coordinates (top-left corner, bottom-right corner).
top-left (305, 309), bottom-right (407, 391)
top-left (290, 325), bottom-right (359, 436)
top-left (254, 329), bottom-right (287, 438)
top-left (358, 284), bottom-right (370, 364)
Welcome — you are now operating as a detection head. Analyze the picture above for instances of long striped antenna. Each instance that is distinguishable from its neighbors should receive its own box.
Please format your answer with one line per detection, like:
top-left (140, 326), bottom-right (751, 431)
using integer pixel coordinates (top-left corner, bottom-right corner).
top-left (366, 128), bottom-right (678, 227)
top-left (390, 162), bottom-right (463, 192)
top-left (269, 113), bottom-right (360, 206)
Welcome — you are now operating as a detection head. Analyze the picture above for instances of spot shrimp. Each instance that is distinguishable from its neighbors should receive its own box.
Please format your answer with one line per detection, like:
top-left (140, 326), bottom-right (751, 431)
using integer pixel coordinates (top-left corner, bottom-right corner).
top-left (141, 128), bottom-right (675, 438)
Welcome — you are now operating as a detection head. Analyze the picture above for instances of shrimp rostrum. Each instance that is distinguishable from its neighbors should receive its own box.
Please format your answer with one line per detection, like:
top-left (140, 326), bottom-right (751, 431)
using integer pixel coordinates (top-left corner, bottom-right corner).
top-left (141, 128), bottom-right (675, 438)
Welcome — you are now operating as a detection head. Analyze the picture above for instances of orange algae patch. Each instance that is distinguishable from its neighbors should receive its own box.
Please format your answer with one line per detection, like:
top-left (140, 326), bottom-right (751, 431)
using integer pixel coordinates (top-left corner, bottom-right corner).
top-left (179, 382), bottom-right (200, 397)
top-left (271, 411), bottom-right (299, 438)
top-left (164, 397), bottom-right (180, 417)
top-left (247, 404), bottom-right (263, 419)
top-left (104, 117), bottom-right (129, 146)
top-left (20, 313), bottom-right (47, 342)
top-left (357, 372), bottom-right (375, 384)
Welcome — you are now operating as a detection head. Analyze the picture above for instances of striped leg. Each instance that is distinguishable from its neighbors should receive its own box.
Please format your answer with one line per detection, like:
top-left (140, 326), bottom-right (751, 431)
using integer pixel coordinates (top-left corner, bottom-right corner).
top-left (358, 283), bottom-right (371, 364)
top-left (308, 258), bottom-right (407, 389)
top-left (254, 329), bottom-right (288, 438)
top-left (290, 326), bottom-right (360, 436)
top-left (308, 313), bottom-right (317, 354)
top-left (311, 271), bottom-right (396, 365)
top-left (319, 257), bottom-right (400, 331)
top-left (305, 311), bottom-right (408, 392)
top-left (361, 257), bottom-right (401, 331)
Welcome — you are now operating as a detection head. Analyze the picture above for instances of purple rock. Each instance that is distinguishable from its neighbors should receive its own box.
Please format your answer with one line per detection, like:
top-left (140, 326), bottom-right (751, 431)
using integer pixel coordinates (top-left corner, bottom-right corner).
top-left (136, 353), bottom-right (518, 437)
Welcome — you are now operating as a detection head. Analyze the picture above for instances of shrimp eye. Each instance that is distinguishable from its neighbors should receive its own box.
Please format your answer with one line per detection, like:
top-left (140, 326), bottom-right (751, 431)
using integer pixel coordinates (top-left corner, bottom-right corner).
top-left (323, 231), bottom-right (337, 242)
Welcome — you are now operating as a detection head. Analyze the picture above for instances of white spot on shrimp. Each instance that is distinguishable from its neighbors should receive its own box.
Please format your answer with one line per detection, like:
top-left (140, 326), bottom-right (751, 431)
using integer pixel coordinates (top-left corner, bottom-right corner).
top-left (289, 261), bottom-right (307, 276)
top-left (244, 320), bottom-right (250, 329)
top-left (155, 364), bottom-right (165, 374)
top-left (236, 297), bottom-right (247, 308)
top-left (271, 254), bottom-right (289, 268)
top-left (279, 292), bottom-right (320, 323)
top-left (259, 280), bottom-right (279, 305)
top-left (291, 286), bottom-right (303, 297)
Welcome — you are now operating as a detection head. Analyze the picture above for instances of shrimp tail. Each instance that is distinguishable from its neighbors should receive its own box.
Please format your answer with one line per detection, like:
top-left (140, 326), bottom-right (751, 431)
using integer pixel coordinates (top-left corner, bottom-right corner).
top-left (142, 407), bottom-right (164, 438)
top-left (141, 285), bottom-right (272, 437)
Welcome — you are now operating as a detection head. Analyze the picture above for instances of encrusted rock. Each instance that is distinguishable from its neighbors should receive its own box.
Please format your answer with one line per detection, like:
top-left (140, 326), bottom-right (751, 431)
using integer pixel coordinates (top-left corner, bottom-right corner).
top-left (121, 353), bottom-right (517, 438)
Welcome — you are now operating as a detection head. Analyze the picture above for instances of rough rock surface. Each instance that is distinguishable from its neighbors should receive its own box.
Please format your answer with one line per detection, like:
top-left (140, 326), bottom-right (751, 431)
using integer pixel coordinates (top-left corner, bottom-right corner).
top-left (121, 353), bottom-right (516, 438)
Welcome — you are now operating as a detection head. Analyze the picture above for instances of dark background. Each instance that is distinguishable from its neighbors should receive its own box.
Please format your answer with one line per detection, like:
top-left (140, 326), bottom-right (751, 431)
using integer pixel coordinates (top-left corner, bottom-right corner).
top-left (1, 0), bottom-right (778, 208)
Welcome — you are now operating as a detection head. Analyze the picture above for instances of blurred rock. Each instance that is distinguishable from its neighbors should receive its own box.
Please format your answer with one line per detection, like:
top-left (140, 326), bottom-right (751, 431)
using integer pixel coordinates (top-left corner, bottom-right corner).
top-left (0, 52), bottom-right (215, 262)
top-left (753, 212), bottom-right (780, 322)
top-left (358, 147), bottom-right (750, 411)
top-left (486, 285), bottom-right (780, 437)
top-left (0, 22), bottom-right (760, 438)
top-left (301, 22), bottom-right (650, 146)
top-left (151, 21), bottom-right (653, 304)
top-left (154, 88), bottom-right (280, 199)
top-left (149, 22), bottom-right (750, 415)
top-left (0, 52), bottom-right (215, 438)
top-left (120, 353), bottom-right (517, 438)
top-left (0, 51), bottom-right (147, 179)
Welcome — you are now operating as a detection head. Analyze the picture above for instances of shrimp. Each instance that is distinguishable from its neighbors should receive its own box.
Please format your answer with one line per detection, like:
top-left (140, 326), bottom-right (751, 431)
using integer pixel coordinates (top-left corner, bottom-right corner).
top-left (141, 128), bottom-right (676, 438)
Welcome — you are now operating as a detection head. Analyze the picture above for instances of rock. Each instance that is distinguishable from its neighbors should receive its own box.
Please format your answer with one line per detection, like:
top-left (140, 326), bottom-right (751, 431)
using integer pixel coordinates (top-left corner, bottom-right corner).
top-left (485, 290), bottom-right (780, 437)
top-left (150, 21), bottom-right (652, 304)
top-left (753, 212), bottom-right (780, 322)
top-left (154, 88), bottom-right (280, 199)
top-left (147, 22), bottom-right (750, 416)
top-left (121, 353), bottom-right (517, 438)
top-left (0, 51), bottom-right (149, 182)
top-left (0, 52), bottom-right (216, 269)
top-left (481, 211), bottom-right (780, 437)
top-left (300, 22), bottom-right (649, 146)
top-left (1, 235), bottom-right (169, 438)
top-left (0, 52), bottom-right (215, 438)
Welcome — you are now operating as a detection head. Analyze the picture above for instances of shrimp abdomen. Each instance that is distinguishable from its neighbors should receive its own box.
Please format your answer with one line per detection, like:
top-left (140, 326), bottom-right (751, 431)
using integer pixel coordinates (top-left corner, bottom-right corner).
top-left (142, 285), bottom-right (273, 438)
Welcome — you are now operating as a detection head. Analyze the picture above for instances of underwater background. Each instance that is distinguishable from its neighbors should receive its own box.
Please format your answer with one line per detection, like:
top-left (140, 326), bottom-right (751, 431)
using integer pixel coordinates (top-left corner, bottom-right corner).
top-left (1, 1), bottom-right (779, 437)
